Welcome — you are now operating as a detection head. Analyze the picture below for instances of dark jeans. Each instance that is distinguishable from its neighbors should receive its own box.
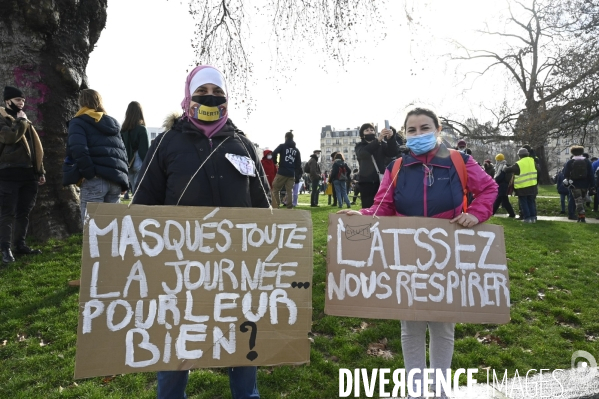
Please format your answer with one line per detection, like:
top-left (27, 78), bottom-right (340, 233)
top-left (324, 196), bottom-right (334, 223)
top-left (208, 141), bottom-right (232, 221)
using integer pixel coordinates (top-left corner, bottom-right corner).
top-left (359, 181), bottom-right (380, 209)
top-left (0, 179), bottom-right (38, 248)
top-left (560, 193), bottom-right (567, 212)
top-left (157, 367), bottom-right (259, 399)
top-left (352, 183), bottom-right (360, 203)
top-left (310, 179), bottom-right (320, 206)
top-left (518, 195), bottom-right (536, 220)
top-left (493, 195), bottom-right (515, 217)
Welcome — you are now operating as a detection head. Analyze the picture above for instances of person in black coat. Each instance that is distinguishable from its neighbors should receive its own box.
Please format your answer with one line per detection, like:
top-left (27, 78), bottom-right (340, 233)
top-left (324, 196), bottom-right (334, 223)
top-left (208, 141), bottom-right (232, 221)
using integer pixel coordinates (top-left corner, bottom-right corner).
top-left (132, 65), bottom-right (267, 399)
top-left (354, 123), bottom-right (398, 208)
top-left (556, 168), bottom-right (569, 214)
top-left (0, 86), bottom-right (46, 262)
top-left (563, 145), bottom-right (595, 222)
top-left (271, 131), bottom-right (301, 208)
top-left (66, 89), bottom-right (128, 224)
top-left (492, 154), bottom-right (515, 217)
top-left (330, 152), bottom-right (352, 208)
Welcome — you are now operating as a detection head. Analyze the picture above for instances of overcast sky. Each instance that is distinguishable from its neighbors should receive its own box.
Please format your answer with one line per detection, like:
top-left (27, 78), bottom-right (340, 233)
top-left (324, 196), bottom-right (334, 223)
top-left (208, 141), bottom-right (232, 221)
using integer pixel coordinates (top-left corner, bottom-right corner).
top-left (87, 0), bottom-right (515, 156)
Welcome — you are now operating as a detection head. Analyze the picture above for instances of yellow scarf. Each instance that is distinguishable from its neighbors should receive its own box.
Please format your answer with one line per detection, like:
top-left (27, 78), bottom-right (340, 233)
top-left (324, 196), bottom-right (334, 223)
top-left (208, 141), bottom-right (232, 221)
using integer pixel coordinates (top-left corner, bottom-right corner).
top-left (74, 107), bottom-right (104, 122)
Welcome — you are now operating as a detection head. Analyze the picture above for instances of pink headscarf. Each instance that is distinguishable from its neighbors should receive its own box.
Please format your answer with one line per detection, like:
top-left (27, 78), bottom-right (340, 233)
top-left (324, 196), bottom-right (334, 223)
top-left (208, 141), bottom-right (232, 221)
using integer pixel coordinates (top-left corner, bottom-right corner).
top-left (181, 65), bottom-right (229, 138)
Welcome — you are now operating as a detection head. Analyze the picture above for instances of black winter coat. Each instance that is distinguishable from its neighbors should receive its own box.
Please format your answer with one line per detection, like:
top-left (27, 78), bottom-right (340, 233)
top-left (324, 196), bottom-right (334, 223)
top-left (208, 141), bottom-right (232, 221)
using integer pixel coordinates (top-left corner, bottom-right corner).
top-left (564, 158), bottom-right (595, 189)
top-left (494, 167), bottom-right (513, 197)
top-left (330, 160), bottom-right (351, 182)
top-left (355, 137), bottom-right (398, 183)
top-left (66, 114), bottom-right (129, 190)
top-left (272, 139), bottom-right (301, 178)
top-left (132, 118), bottom-right (271, 208)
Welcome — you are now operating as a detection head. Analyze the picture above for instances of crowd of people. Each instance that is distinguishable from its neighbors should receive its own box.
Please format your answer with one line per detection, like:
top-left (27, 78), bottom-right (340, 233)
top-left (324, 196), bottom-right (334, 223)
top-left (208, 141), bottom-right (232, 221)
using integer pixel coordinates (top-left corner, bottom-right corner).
top-left (1, 68), bottom-right (597, 398)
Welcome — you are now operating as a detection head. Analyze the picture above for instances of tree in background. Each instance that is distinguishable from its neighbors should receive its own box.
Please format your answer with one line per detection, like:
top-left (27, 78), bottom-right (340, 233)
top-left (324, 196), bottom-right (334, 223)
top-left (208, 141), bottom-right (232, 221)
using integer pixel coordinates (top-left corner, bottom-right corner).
top-left (0, 0), bottom-right (107, 239)
top-left (452, 0), bottom-right (599, 184)
top-left (0, 0), bottom-right (386, 239)
top-left (186, 0), bottom-right (383, 105)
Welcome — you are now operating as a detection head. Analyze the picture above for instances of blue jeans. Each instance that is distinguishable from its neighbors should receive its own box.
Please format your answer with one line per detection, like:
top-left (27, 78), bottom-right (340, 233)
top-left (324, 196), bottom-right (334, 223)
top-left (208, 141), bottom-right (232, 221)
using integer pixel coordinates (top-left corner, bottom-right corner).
top-left (518, 195), bottom-right (536, 220)
top-left (560, 193), bottom-right (567, 212)
top-left (128, 152), bottom-right (143, 193)
top-left (157, 367), bottom-right (259, 399)
top-left (80, 176), bottom-right (122, 223)
top-left (333, 180), bottom-right (350, 207)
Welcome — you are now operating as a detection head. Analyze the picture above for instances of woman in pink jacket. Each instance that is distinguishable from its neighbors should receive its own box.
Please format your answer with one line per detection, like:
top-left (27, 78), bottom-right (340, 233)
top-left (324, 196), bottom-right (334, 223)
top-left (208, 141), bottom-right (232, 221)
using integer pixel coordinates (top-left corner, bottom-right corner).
top-left (339, 107), bottom-right (497, 398)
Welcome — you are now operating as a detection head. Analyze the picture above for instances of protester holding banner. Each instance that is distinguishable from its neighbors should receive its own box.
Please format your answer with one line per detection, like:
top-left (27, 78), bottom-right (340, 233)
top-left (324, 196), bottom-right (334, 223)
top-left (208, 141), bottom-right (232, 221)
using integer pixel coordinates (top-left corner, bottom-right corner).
top-left (340, 107), bottom-right (497, 398)
top-left (133, 65), bottom-right (269, 399)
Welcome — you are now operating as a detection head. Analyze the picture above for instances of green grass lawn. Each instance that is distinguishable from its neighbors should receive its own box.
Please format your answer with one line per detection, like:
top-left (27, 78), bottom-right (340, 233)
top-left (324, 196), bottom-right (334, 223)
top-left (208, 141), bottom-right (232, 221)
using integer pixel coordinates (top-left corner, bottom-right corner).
top-left (1, 191), bottom-right (598, 398)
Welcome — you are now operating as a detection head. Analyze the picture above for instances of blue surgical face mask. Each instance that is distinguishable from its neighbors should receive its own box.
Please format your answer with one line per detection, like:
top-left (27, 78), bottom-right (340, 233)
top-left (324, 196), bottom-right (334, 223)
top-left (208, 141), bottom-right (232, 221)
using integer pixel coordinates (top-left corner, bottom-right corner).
top-left (406, 132), bottom-right (437, 155)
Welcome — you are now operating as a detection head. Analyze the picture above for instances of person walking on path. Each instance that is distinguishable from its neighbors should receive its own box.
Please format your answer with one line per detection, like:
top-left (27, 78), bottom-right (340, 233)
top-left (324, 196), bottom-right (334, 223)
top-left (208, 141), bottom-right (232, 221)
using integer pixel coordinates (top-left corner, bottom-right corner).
top-left (492, 153), bottom-right (515, 217)
top-left (120, 101), bottom-right (149, 197)
top-left (330, 152), bottom-right (351, 208)
top-left (556, 168), bottom-right (569, 214)
top-left (563, 145), bottom-right (595, 223)
top-left (133, 65), bottom-right (267, 399)
top-left (339, 107), bottom-right (497, 398)
top-left (271, 130), bottom-right (301, 208)
top-left (505, 147), bottom-right (538, 223)
top-left (306, 150), bottom-right (321, 207)
top-left (0, 86), bottom-right (46, 263)
top-left (354, 122), bottom-right (398, 208)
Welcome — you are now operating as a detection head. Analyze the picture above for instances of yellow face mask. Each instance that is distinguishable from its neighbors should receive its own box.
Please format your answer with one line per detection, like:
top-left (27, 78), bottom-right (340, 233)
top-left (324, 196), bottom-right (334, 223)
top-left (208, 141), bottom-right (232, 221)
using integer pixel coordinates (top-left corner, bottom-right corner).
top-left (192, 105), bottom-right (224, 122)
top-left (190, 95), bottom-right (227, 122)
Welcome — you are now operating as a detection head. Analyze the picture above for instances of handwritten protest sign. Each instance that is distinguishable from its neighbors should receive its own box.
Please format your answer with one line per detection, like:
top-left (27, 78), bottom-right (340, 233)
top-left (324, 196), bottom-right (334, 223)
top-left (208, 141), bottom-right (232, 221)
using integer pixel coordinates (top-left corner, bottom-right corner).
top-left (325, 215), bottom-right (510, 324)
top-left (74, 203), bottom-right (312, 379)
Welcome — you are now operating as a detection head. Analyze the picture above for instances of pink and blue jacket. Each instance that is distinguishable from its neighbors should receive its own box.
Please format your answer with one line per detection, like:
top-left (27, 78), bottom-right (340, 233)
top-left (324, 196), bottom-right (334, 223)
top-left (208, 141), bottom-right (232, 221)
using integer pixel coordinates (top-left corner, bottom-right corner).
top-left (360, 144), bottom-right (498, 222)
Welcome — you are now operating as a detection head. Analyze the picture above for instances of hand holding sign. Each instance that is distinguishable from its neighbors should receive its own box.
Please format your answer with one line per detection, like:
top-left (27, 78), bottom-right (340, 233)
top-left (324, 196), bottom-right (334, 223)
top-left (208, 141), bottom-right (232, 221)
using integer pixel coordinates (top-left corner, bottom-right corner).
top-left (325, 214), bottom-right (510, 324)
top-left (75, 203), bottom-right (313, 379)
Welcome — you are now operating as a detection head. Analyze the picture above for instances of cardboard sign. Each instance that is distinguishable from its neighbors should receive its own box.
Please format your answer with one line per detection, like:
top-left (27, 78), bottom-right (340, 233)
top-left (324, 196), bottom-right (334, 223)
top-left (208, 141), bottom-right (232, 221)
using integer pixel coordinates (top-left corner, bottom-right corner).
top-left (325, 215), bottom-right (510, 324)
top-left (75, 203), bottom-right (313, 379)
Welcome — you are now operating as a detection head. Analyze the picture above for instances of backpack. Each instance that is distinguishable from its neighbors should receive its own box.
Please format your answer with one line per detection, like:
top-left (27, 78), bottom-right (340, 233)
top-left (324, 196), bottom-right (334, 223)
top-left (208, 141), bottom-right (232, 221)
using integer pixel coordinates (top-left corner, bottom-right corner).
top-left (391, 149), bottom-right (469, 212)
top-left (338, 164), bottom-right (348, 181)
top-left (570, 159), bottom-right (587, 180)
top-left (303, 162), bottom-right (311, 173)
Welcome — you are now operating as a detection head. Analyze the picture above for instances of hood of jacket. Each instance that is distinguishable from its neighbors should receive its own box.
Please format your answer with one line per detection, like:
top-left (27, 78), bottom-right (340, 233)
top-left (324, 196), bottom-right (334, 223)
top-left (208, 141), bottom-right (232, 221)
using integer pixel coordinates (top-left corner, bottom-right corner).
top-left (310, 153), bottom-right (318, 160)
top-left (163, 112), bottom-right (181, 132)
top-left (262, 149), bottom-right (273, 159)
top-left (77, 114), bottom-right (120, 136)
top-left (285, 139), bottom-right (296, 147)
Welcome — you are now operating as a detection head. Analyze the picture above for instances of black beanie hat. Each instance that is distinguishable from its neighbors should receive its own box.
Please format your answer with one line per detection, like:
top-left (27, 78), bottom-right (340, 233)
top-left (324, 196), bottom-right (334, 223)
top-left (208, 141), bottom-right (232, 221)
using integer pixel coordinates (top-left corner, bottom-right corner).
top-left (3, 86), bottom-right (24, 101)
top-left (359, 123), bottom-right (375, 137)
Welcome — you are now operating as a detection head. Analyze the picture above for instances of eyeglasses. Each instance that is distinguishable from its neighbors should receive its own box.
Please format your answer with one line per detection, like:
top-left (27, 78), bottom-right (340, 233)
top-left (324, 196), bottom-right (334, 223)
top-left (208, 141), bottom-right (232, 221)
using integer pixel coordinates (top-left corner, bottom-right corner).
top-left (422, 164), bottom-right (434, 187)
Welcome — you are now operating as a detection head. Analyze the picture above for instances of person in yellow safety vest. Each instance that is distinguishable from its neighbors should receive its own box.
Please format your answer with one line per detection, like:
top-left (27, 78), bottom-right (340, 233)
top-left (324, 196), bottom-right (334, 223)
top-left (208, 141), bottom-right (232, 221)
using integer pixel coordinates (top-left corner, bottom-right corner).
top-left (505, 147), bottom-right (538, 223)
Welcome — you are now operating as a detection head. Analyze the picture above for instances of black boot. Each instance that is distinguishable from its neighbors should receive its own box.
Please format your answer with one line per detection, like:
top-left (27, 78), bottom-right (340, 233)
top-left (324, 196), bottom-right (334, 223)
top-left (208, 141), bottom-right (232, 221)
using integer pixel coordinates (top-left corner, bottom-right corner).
top-left (2, 246), bottom-right (15, 264)
top-left (14, 245), bottom-right (42, 255)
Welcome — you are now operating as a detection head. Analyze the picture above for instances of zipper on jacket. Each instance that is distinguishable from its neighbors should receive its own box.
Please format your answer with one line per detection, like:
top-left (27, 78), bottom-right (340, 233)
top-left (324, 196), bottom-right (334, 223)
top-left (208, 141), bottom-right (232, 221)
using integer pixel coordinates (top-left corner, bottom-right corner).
top-left (423, 171), bottom-right (428, 217)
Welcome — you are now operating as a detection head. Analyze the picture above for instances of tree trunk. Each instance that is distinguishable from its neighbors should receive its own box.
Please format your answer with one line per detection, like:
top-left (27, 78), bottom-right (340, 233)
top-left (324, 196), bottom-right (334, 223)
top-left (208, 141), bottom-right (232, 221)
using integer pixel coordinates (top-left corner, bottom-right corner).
top-left (0, 0), bottom-right (107, 240)
top-left (534, 144), bottom-right (551, 185)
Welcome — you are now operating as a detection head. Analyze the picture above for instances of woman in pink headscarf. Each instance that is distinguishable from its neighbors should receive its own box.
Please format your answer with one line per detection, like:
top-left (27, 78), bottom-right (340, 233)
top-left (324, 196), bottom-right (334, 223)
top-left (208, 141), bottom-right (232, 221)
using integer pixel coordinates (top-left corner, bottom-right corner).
top-left (133, 66), bottom-right (269, 399)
